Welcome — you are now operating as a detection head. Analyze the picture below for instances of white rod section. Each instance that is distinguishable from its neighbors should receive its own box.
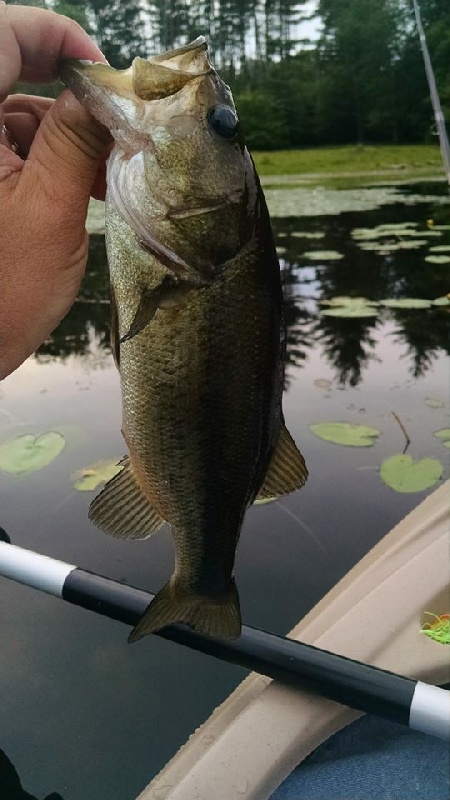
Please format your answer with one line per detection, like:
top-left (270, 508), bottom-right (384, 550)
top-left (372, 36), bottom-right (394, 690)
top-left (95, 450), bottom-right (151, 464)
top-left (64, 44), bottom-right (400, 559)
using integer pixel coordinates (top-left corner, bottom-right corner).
top-left (0, 542), bottom-right (75, 597)
top-left (410, 681), bottom-right (450, 740)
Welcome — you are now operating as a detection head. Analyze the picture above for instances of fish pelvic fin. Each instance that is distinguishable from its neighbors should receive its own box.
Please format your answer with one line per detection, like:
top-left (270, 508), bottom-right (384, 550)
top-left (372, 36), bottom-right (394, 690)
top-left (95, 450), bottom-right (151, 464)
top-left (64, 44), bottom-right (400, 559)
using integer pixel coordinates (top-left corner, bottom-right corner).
top-left (128, 580), bottom-right (241, 643)
top-left (89, 456), bottom-right (165, 539)
top-left (256, 423), bottom-right (308, 502)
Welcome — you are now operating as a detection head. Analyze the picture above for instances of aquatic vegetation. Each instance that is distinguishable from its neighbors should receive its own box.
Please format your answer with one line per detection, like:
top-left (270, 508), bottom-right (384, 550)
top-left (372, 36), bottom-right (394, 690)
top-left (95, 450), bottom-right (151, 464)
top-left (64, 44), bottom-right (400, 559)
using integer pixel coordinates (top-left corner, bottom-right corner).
top-left (319, 297), bottom-right (378, 317)
top-left (0, 431), bottom-right (65, 476)
top-left (425, 254), bottom-right (450, 264)
top-left (72, 459), bottom-right (123, 491)
top-left (321, 305), bottom-right (378, 318)
top-left (290, 232), bottom-right (325, 239)
top-left (263, 187), bottom-right (448, 218)
top-left (318, 295), bottom-right (449, 316)
top-left (380, 299), bottom-right (432, 309)
top-left (319, 296), bottom-right (379, 317)
top-left (309, 422), bottom-right (381, 447)
top-left (424, 397), bottom-right (445, 409)
top-left (357, 239), bottom-right (428, 251)
top-left (380, 455), bottom-right (443, 493)
top-left (302, 250), bottom-right (344, 261)
top-left (429, 245), bottom-right (450, 252)
top-left (433, 430), bottom-right (450, 448)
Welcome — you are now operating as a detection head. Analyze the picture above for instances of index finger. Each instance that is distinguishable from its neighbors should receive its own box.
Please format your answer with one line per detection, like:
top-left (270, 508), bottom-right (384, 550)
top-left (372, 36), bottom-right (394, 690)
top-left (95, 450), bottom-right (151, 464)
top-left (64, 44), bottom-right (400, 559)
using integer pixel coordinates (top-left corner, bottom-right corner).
top-left (0, 3), bottom-right (105, 101)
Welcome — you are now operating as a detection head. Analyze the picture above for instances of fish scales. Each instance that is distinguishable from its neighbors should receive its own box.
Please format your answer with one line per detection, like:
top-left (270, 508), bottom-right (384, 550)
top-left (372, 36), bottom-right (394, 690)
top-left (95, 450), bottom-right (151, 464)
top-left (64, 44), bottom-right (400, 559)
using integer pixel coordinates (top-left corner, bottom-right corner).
top-left (59, 38), bottom-right (307, 641)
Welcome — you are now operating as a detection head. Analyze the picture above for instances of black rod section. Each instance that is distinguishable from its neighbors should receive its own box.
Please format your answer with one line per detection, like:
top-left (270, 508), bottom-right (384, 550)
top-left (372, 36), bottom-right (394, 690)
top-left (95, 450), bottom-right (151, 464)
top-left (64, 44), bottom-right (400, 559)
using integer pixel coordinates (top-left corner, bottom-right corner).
top-left (63, 568), bottom-right (416, 726)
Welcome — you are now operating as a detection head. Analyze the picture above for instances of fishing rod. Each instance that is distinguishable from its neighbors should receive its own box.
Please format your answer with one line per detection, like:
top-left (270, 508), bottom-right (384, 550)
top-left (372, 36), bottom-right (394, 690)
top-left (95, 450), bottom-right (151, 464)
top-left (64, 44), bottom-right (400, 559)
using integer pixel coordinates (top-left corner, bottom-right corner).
top-left (0, 541), bottom-right (448, 741)
top-left (411, 0), bottom-right (450, 188)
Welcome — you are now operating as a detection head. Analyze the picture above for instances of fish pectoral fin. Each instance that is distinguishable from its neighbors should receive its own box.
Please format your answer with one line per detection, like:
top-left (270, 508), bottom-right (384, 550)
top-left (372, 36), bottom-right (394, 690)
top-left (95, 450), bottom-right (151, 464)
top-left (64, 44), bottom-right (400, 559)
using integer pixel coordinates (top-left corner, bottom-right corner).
top-left (120, 276), bottom-right (175, 344)
top-left (89, 455), bottom-right (166, 539)
top-left (128, 580), bottom-right (241, 642)
top-left (255, 424), bottom-right (308, 501)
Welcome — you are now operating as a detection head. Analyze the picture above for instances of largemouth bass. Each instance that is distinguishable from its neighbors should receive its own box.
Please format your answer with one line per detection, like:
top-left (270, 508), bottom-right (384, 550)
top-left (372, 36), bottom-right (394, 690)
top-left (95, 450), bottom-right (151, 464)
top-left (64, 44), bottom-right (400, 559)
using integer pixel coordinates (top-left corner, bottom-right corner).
top-left (60, 38), bottom-right (307, 642)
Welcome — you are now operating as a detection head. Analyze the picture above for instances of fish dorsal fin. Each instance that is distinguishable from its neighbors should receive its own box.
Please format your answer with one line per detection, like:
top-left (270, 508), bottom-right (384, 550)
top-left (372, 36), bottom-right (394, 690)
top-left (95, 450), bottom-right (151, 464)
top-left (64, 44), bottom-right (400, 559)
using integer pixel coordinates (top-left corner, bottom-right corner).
top-left (256, 424), bottom-right (308, 501)
top-left (89, 456), bottom-right (165, 539)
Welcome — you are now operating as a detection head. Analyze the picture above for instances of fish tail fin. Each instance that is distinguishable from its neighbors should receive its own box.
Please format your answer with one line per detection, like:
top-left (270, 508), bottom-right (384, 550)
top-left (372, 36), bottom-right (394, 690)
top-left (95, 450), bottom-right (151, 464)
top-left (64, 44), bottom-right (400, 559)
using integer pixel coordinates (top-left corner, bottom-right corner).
top-left (128, 580), bottom-right (241, 643)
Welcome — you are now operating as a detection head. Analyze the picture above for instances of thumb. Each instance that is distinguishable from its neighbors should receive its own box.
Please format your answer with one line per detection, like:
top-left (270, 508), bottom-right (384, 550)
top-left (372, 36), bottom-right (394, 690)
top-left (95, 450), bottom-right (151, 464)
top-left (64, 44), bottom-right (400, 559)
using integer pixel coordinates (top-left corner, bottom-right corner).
top-left (24, 88), bottom-right (111, 221)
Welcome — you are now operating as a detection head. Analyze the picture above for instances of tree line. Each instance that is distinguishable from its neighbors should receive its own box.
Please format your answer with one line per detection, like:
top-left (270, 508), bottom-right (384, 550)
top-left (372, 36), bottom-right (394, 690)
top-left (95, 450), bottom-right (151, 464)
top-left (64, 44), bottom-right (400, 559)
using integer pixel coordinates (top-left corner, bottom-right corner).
top-left (10, 0), bottom-right (450, 149)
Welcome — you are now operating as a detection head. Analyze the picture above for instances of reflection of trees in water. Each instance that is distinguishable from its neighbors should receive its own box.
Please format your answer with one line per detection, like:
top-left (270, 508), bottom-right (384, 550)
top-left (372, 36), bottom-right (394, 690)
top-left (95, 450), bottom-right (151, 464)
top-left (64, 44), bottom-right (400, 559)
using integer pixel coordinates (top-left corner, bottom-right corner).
top-left (316, 317), bottom-right (381, 387)
top-left (35, 236), bottom-right (111, 365)
top-left (390, 310), bottom-right (450, 379)
top-left (281, 260), bottom-right (315, 386)
top-left (34, 211), bottom-right (450, 387)
top-left (273, 207), bottom-right (450, 386)
top-left (0, 747), bottom-right (63, 800)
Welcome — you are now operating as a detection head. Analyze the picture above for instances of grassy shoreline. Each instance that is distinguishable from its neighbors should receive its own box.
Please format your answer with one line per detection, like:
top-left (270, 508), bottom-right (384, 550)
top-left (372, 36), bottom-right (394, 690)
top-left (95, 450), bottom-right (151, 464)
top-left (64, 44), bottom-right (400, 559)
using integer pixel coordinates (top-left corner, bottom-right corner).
top-left (253, 144), bottom-right (444, 188)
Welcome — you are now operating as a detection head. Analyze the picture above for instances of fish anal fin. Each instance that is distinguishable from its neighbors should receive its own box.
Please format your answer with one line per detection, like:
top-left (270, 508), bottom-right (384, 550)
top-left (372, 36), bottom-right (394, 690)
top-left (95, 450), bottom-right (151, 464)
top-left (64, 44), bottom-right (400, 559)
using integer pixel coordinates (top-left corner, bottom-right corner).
top-left (128, 580), bottom-right (241, 642)
top-left (256, 424), bottom-right (308, 501)
top-left (89, 455), bottom-right (165, 539)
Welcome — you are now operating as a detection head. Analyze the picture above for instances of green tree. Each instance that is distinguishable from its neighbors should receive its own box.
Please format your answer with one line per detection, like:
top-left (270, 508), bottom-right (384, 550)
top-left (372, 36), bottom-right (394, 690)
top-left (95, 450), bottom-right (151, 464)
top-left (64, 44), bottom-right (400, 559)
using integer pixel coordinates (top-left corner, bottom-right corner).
top-left (88, 0), bottom-right (147, 67)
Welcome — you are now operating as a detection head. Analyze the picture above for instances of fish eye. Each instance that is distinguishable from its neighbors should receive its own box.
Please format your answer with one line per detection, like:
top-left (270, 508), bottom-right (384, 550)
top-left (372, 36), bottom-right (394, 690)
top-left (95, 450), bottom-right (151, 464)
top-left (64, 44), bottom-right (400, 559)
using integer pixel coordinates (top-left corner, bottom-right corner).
top-left (208, 105), bottom-right (239, 140)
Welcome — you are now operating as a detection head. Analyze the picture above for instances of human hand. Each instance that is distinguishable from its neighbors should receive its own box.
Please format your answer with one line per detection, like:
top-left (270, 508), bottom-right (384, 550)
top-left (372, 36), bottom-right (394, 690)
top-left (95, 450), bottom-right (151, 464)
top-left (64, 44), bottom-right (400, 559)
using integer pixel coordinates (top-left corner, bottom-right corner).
top-left (0, 3), bottom-right (112, 379)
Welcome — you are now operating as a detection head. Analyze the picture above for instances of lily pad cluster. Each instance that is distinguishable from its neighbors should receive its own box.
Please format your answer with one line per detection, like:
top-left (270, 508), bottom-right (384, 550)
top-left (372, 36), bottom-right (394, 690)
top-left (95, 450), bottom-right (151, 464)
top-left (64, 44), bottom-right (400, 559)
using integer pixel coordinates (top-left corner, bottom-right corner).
top-left (0, 431), bottom-right (122, 494)
top-left (309, 421), bottom-right (446, 493)
top-left (319, 294), bottom-right (450, 318)
top-left (351, 221), bottom-right (450, 262)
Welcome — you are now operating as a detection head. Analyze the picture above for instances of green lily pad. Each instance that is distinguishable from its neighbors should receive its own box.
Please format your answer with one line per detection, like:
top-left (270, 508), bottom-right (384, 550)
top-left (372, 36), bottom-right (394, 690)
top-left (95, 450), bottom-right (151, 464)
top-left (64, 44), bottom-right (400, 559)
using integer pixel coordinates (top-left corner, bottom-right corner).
top-left (431, 224), bottom-right (450, 231)
top-left (0, 431), bottom-right (65, 476)
top-left (380, 455), bottom-right (443, 493)
top-left (424, 397), bottom-right (444, 409)
top-left (321, 306), bottom-right (379, 318)
top-left (302, 250), bottom-right (344, 261)
top-left (276, 246), bottom-right (287, 255)
top-left (432, 295), bottom-right (450, 306)
top-left (433, 429), bottom-right (450, 449)
top-left (309, 422), bottom-right (381, 447)
top-left (351, 223), bottom-right (418, 240)
top-left (291, 231), bottom-right (325, 239)
top-left (320, 296), bottom-right (376, 307)
top-left (320, 296), bottom-right (379, 318)
top-left (425, 255), bottom-right (450, 264)
top-left (429, 245), bottom-right (450, 252)
top-left (358, 239), bottom-right (428, 251)
top-left (380, 298), bottom-right (432, 309)
top-left (73, 459), bottom-right (123, 491)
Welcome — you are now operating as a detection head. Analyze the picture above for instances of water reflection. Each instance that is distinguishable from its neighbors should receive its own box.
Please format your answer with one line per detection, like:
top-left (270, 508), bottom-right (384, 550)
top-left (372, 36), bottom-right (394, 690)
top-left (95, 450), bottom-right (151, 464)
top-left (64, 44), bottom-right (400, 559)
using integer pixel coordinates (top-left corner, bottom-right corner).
top-left (35, 200), bottom-right (450, 389)
top-left (0, 748), bottom-right (63, 800)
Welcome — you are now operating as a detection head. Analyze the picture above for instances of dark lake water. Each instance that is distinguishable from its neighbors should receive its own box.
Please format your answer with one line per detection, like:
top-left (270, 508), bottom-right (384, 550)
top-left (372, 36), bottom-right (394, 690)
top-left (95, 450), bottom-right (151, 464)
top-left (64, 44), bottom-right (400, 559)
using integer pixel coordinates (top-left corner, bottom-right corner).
top-left (0, 183), bottom-right (449, 800)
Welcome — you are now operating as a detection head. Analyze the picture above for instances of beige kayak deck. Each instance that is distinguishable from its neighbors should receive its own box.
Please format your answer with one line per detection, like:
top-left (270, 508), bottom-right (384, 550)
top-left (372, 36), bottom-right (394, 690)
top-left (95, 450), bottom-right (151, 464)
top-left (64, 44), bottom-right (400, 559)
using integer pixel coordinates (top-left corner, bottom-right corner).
top-left (138, 481), bottom-right (450, 800)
